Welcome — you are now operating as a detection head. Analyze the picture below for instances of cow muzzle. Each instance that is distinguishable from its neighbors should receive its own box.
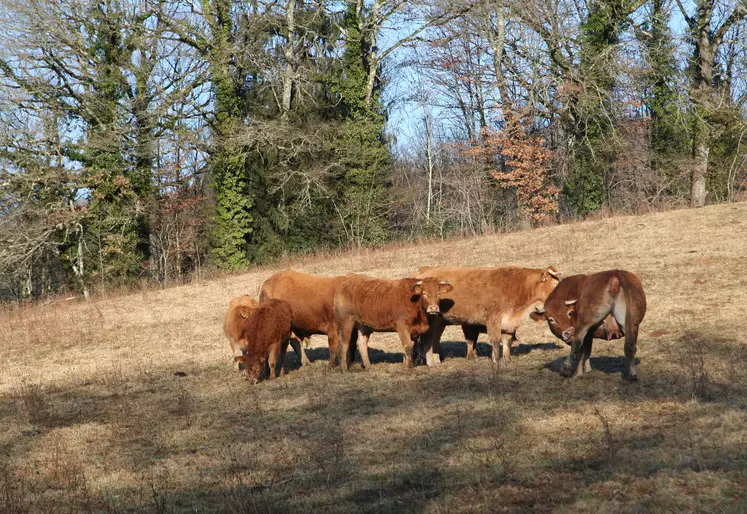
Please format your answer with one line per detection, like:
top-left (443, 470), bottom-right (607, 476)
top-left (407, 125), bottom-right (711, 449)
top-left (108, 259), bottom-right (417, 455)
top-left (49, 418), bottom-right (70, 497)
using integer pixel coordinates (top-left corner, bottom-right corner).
top-left (426, 305), bottom-right (440, 314)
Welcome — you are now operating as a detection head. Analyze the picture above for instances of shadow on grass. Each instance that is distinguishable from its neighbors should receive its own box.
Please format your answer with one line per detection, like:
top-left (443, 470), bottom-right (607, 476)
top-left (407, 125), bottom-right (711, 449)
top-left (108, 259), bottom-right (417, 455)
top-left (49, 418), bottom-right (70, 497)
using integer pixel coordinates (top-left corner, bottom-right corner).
top-left (285, 345), bottom-right (406, 371)
top-left (438, 340), bottom-right (561, 360)
top-left (543, 355), bottom-right (641, 377)
top-left (4, 340), bottom-right (747, 513)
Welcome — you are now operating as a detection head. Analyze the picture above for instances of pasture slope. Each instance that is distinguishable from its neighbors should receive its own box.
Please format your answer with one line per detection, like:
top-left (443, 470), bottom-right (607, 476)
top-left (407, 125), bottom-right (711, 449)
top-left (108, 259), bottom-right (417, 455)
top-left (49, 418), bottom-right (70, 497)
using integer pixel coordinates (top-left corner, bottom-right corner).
top-left (1, 202), bottom-right (747, 513)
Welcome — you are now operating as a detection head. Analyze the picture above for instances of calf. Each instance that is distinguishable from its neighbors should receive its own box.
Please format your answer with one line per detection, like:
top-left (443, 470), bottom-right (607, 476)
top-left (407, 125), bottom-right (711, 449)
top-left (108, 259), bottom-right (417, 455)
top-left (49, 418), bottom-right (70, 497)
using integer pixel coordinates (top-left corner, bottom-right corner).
top-left (559, 270), bottom-right (647, 380)
top-left (540, 274), bottom-right (623, 343)
top-left (334, 276), bottom-right (453, 370)
top-left (260, 270), bottom-right (365, 367)
top-left (223, 295), bottom-right (260, 368)
top-left (414, 266), bottom-right (561, 366)
top-left (233, 299), bottom-right (295, 384)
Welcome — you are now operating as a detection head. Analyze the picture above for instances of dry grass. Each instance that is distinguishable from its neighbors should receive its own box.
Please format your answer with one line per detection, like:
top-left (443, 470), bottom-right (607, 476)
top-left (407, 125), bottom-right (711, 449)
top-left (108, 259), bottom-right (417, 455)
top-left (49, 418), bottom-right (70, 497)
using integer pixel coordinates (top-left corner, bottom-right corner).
top-left (2, 203), bottom-right (747, 513)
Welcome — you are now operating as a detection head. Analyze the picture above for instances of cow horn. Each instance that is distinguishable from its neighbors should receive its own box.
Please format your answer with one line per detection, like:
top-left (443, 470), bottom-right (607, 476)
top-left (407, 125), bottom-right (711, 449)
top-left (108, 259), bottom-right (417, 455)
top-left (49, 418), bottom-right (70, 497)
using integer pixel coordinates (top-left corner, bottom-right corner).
top-left (439, 281), bottom-right (451, 286)
top-left (413, 280), bottom-right (422, 286)
top-left (565, 299), bottom-right (577, 305)
top-left (534, 304), bottom-right (546, 314)
top-left (548, 268), bottom-right (561, 278)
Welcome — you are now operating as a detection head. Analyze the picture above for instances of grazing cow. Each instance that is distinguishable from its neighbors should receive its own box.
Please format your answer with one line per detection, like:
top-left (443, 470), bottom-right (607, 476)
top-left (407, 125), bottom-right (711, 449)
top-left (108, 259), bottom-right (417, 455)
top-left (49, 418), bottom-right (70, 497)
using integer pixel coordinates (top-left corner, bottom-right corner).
top-left (223, 295), bottom-right (260, 368)
top-left (559, 269), bottom-right (646, 380)
top-left (334, 276), bottom-right (453, 370)
top-left (414, 266), bottom-right (562, 366)
top-left (260, 270), bottom-right (363, 367)
top-left (540, 274), bottom-right (623, 343)
top-left (233, 299), bottom-right (294, 383)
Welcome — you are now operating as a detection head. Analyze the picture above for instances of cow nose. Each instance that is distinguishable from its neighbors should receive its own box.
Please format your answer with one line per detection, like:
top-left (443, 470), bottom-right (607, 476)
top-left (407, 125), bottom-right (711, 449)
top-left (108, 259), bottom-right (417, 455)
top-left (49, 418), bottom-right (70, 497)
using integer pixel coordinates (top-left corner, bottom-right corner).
top-left (427, 305), bottom-right (440, 314)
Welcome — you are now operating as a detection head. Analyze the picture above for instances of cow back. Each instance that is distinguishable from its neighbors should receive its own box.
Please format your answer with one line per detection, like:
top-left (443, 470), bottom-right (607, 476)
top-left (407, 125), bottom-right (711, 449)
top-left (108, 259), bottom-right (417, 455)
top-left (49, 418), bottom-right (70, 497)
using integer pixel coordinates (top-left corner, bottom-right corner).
top-left (414, 266), bottom-right (559, 325)
top-left (260, 270), bottom-right (349, 336)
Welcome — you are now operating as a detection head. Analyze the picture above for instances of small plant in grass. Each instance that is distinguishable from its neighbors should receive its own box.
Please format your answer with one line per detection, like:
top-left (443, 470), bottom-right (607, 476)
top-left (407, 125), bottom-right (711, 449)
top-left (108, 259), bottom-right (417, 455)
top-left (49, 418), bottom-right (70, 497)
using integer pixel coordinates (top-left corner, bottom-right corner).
top-left (11, 376), bottom-right (48, 425)
top-left (593, 407), bottom-right (616, 461)
top-left (681, 332), bottom-right (711, 400)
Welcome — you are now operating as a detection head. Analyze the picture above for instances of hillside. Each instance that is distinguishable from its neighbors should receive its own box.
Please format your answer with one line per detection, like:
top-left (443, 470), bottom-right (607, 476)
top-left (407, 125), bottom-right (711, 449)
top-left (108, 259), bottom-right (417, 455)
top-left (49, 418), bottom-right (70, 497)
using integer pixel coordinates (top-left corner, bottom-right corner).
top-left (1, 203), bottom-right (747, 513)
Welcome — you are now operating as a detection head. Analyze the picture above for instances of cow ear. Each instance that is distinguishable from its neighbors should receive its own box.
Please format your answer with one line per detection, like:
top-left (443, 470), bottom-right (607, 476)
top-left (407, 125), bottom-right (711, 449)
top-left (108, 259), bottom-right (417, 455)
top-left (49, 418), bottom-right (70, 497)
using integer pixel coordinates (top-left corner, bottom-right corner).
top-left (565, 299), bottom-right (577, 317)
top-left (438, 281), bottom-right (453, 294)
top-left (529, 311), bottom-right (545, 322)
top-left (234, 355), bottom-right (246, 363)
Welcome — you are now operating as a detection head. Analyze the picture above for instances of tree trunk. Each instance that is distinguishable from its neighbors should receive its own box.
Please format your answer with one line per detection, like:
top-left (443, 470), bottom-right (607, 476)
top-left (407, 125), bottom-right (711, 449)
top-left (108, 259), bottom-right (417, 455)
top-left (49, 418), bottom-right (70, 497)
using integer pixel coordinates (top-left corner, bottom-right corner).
top-left (691, 141), bottom-right (709, 207)
top-left (280, 0), bottom-right (296, 121)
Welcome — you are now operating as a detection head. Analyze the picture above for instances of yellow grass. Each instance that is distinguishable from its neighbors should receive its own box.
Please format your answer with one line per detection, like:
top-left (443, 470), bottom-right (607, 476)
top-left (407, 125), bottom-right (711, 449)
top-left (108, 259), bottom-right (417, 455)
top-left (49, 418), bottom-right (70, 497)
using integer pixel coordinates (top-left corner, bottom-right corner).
top-left (1, 202), bottom-right (747, 513)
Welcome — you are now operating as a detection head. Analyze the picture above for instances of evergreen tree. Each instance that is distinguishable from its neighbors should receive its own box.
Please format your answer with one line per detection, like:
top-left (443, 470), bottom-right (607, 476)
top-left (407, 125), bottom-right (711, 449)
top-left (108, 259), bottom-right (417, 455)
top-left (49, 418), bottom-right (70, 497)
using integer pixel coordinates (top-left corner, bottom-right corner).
top-left (329, 2), bottom-right (391, 248)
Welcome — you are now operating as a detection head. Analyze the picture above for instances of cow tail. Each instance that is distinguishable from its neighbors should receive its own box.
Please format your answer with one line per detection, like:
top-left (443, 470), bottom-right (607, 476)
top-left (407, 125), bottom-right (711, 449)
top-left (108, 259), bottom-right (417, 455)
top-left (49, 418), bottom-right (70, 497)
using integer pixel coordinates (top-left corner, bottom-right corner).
top-left (608, 275), bottom-right (621, 299)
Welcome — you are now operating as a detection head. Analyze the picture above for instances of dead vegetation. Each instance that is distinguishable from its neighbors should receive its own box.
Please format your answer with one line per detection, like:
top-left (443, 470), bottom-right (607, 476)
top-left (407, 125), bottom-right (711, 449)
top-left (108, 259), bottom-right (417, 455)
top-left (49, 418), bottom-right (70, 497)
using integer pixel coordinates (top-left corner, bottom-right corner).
top-left (1, 203), bottom-right (747, 512)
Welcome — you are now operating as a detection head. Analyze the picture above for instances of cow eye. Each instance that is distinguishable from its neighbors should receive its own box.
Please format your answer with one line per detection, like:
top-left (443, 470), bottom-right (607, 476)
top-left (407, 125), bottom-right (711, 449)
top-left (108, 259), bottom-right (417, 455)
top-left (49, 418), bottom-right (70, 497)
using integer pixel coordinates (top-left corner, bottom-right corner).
top-left (548, 317), bottom-right (555, 324)
top-left (567, 312), bottom-right (573, 318)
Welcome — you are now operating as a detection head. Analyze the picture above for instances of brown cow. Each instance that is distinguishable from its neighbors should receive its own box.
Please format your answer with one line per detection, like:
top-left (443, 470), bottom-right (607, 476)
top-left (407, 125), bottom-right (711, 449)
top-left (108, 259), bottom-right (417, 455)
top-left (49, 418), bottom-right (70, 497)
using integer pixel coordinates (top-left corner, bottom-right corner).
top-left (334, 276), bottom-right (453, 370)
top-left (559, 269), bottom-right (647, 381)
top-left (233, 299), bottom-right (294, 383)
top-left (540, 274), bottom-right (623, 343)
top-left (223, 295), bottom-right (260, 368)
top-left (414, 266), bottom-right (561, 366)
top-left (260, 270), bottom-right (363, 367)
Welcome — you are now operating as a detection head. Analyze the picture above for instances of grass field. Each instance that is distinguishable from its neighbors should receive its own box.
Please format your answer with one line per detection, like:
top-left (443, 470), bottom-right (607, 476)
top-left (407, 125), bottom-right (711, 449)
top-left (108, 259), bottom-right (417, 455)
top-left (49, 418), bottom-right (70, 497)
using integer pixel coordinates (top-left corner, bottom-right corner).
top-left (2, 203), bottom-right (747, 513)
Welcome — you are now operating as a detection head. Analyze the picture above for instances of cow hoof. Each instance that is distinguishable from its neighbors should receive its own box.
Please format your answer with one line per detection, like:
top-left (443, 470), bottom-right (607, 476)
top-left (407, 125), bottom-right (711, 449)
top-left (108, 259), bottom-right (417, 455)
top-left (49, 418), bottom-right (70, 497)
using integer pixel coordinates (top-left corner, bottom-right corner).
top-left (559, 366), bottom-right (572, 378)
top-left (625, 374), bottom-right (638, 382)
top-left (425, 354), bottom-right (441, 367)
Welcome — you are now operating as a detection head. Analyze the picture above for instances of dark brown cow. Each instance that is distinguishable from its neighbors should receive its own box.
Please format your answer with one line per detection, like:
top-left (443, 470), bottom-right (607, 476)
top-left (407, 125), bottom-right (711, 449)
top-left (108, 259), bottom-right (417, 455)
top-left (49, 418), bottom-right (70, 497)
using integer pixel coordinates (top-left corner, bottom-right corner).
top-left (334, 276), bottom-right (453, 370)
top-left (560, 269), bottom-right (647, 381)
top-left (223, 295), bottom-right (260, 368)
top-left (260, 270), bottom-right (364, 367)
top-left (414, 266), bottom-right (561, 366)
top-left (540, 274), bottom-right (623, 343)
top-left (233, 299), bottom-right (294, 383)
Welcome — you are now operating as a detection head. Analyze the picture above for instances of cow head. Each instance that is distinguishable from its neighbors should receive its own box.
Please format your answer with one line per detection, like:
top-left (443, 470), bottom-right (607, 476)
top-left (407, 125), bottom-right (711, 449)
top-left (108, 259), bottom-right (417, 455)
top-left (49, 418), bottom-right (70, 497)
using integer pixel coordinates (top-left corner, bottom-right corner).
top-left (411, 277), bottom-right (453, 315)
top-left (234, 352), bottom-right (266, 384)
top-left (560, 299), bottom-right (577, 342)
top-left (538, 266), bottom-right (562, 298)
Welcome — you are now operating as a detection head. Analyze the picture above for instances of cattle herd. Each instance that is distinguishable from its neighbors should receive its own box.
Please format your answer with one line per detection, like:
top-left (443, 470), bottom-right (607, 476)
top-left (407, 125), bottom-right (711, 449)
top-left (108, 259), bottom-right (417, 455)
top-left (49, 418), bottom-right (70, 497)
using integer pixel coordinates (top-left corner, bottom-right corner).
top-left (223, 267), bottom-right (647, 383)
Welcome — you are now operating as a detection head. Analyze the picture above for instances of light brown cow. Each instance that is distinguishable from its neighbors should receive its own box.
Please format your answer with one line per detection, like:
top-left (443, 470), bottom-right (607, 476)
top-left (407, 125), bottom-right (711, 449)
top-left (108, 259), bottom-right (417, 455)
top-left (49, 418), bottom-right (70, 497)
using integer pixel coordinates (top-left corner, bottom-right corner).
top-left (223, 295), bottom-right (260, 368)
top-left (334, 276), bottom-right (453, 370)
top-left (559, 269), bottom-right (647, 381)
top-left (540, 274), bottom-right (623, 343)
top-left (233, 299), bottom-right (294, 383)
top-left (260, 270), bottom-right (364, 367)
top-left (414, 266), bottom-right (561, 366)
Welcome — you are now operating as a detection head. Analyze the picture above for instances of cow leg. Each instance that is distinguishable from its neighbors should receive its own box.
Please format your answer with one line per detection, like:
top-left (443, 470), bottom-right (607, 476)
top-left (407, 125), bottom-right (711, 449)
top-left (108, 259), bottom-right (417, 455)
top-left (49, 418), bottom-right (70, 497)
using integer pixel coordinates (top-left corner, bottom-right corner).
top-left (462, 324), bottom-right (480, 360)
top-left (302, 337), bottom-right (312, 365)
top-left (500, 332), bottom-right (513, 362)
top-left (425, 317), bottom-right (447, 366)
top-left (328, 325), bottom-right (341, 368)
top-left (337, 319), bottom-right (356, 371)
top-left (582, 337), bottom-right (593, 374)
top-left (267, 342), bottom-right (280, 379)
top-left (560, 335), bottom-right (585, 378)
top-left (288, 337), bottom-right (310, 367)
top-left (278, 339), bottom-right (290, 377)
top-left (396, 324), bottom-right (415, 369)
top-left (623, 323), bottom-right (639, 381)
top-left (488, 325), bottom-right (500, 366)
top-left (232, 341), bottom-right (246, 370)
top-left (358, 329), bottom-right (373, 369)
